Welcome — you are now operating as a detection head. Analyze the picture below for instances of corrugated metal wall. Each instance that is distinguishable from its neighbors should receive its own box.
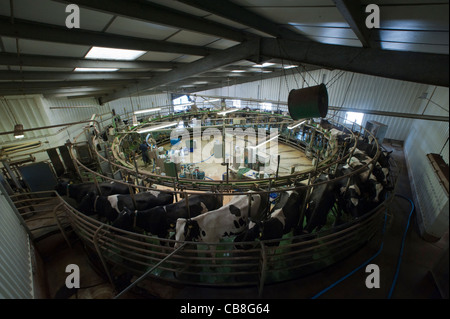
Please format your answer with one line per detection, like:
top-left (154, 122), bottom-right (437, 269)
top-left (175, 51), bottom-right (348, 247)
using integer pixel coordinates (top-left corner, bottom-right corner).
top-left (196, 69), bottom-right (429, 141)
top-left (107, 92), bottom-right (173, 118)
top-left (405, 85), bottom-right (449, 239)
top-left (0, 186), bottom-right (33, 299)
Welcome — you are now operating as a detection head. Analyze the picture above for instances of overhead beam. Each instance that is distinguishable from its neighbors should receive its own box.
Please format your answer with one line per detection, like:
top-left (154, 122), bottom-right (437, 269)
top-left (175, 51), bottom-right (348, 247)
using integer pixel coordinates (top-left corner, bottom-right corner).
top-left (178, 0), bottom-right (311, 42)
top-left (100, 39), bottom-right (260, 103)
top-left (260, 38), bottom-right (449, 87)
top-left (0, 16), bottom-right (214, 56)
top-left (329, 106), bottom-right (449, 122)
top-left (55, 0), bottom-right (250, 43)
top-left (332, 0), bottom-right (378, 48)
top-left (0, 52), bottom-right (182, 69)
top-left (0, 71), bottom-right (154, 81)
top-left (0, 80), bottom-right (134, 89)
top-left (0, 87), bottom-right (114, 96)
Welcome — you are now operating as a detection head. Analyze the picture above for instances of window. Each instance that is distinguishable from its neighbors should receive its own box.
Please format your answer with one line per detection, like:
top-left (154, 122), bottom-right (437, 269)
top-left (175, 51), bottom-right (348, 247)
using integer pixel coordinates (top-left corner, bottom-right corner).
top-left (172, 95), bottom-right (192, 112)
top-left (345, 111), bottom-right (364, 125)
top-left (260, 102), bottom-right (272, 112)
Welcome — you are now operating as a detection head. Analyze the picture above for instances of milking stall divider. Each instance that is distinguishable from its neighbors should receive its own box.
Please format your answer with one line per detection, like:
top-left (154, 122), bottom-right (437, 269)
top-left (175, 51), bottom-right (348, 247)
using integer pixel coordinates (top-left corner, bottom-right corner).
top-left (9, 105), bottom-right (399, 298)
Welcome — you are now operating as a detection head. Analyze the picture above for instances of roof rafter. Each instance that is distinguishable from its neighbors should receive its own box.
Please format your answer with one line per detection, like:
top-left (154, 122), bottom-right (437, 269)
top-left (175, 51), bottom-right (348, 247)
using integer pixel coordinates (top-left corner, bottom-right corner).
top-left (0, 71), bottom-right (154, 81)
top-left (0, 16), bottom-right (215, 56)
top-left (0, 52), bottom-right (183, 69)
top-left (332, 0), bottom-right (379, 48)
top-left (178, 0), bottom-right (311, 42)
top-left (54, 0), bottom-right (252, 43)
top-left (261, 38), bottom-right (449, 87)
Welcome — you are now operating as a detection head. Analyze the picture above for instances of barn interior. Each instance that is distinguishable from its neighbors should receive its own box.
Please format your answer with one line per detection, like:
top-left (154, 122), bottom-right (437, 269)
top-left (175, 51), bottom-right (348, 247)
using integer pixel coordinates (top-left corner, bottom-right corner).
top-left (0, 0), bottom-right (448, 303)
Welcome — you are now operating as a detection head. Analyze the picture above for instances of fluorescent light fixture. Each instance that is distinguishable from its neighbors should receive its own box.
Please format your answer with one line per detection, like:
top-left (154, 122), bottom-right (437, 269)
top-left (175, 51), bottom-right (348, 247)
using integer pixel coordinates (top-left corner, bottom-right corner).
top-left (284, 65), bottom-right (297, 69)
top-left (14, 124), bottom-right (24, 139)
top-left (85, 46), bottom-right (146, 61)
top-left (206, 99), bottom-right (220, 102)
top-left (134, 108), bottom-right (161, 115)
top-left (89, 113), bottom-right (97, 127)
top-left (174, 102), bottom-right (194, 107)
top-left (136, 122), bottom-right (178, 133)
top-left (231, 70), bottom-right (246, 73)
top-left (288, 120), bottom-right (306, 130)
top-left (74, 68), bottom-right (119, 72)
top-left (218, 108), bottom-right (239, 116)
top-left (253, 62), bottom-right (275, 68)
top-left (249, 134), bottom-right (280, 149)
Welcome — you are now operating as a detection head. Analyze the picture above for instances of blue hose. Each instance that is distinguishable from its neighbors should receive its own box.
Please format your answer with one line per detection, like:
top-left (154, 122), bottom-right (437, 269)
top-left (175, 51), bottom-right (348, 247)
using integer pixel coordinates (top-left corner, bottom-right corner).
top-left (387, 194), bottom-right (415, 299)
top-left (310, 193), bottom-right (414, 299)
top-left (311, 211), bottom-right (388, 299)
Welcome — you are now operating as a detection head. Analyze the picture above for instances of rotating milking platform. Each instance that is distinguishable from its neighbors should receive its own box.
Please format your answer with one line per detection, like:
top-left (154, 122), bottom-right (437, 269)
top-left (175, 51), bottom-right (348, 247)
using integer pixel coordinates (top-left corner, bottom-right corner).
top-left (7, 106), bottom-right (399, 298)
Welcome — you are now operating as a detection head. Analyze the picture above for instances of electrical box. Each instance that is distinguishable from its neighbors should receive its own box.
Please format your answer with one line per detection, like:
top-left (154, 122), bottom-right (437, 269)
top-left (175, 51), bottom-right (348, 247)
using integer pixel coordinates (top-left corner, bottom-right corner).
top-left (164, 161), bottom-right (177, 177)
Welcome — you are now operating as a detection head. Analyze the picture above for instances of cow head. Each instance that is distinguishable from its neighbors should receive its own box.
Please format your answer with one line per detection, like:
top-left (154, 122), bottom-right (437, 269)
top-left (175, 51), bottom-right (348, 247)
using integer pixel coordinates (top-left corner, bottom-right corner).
top-left (378, 150), bottom-right (393, 168)
top-left (366, 174), bottom-right (383, 202)
top-left (175, 218), bottom-right (201, 247)
top-left (54, 180), bottom-right (69, 196)
top-left (234, 221), bottom-right (261, 250)
top-left (111, 207), bottom-right (135, 232)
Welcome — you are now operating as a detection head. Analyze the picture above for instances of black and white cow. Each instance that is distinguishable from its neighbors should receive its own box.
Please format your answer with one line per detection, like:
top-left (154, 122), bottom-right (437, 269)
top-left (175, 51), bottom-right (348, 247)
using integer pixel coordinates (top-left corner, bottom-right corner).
top-left (55, 180), bottom-right (131, 203)
top-left (302, 174), bottom-right (337, 234)
top-left (234, 189), bottom-right (306, 249)
top-left (111, 194), bottom-right (222, 238)
top-left (77, 190), bottom-right (173, 222)
top-left (174, 192), bottom-right (264, 252)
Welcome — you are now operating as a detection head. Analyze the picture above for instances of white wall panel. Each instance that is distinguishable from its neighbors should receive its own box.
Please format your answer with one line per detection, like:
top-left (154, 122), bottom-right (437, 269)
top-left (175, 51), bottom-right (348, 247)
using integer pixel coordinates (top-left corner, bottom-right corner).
top-left (405, 86), bottom-right (449, 239)
top-left (0, 187), bottom-right (33, 299)
top-left (196, 68), bottom-right (430, 141)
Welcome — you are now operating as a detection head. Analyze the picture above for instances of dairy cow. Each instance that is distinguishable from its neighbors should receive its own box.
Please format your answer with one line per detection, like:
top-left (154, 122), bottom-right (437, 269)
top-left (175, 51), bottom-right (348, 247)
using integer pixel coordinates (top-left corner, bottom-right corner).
top-left (55, 180), bottom-right (131, 203)
top-left (234, 189), bottom-right (306, 249)
top-left (112, 194), bottom-right (222, 238)
top-left (77, 190), bottom-right (173, 222)
top-left (174, 192), bottom-right (264, 257)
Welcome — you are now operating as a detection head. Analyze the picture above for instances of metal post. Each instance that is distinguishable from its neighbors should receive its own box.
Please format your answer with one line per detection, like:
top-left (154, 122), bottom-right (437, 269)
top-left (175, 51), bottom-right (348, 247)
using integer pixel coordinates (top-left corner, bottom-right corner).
top-left (258, 241), bottom-right (267, 297)
top-left (93, 224), bottom-right (115, 289)
top-left (128, 184), bottom-right (137, 207)
top-left (275, 154), bottom-right (281, 179)
top-left (298, 173), bottom-right (313, 228)
top-left (1, 160), bottom-right (22, 190)
top-left (92, 175), bottom-right (102, 196)
top-left (113, 242), bottom-right (187, 299)
top-left (184, 190), bottom-right (191, 218)
top-left (53, 203), bottom-right (72, 248)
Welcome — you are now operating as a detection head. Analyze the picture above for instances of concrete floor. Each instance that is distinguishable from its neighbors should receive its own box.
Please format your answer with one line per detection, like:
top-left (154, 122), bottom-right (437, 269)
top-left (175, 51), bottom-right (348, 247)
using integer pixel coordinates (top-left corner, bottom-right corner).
top-left (32, 141), bottom-right (448, 300)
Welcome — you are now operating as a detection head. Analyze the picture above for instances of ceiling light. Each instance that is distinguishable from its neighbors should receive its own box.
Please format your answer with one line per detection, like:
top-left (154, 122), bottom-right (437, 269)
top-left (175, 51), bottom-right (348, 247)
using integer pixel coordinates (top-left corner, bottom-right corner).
top-left (252, 62), bottom-right (275, 68)
top-left (134, 108), bottom-right (161, 115)
top-left (74, 68), bottom-right (119, 72)
top-left (85, 46), bottom-right (146, 61)
top-left (174, 102), bottom-right (194, 107)
top-left (14, 124), bottom-right (24, 139)
top-left (249, 134), bottom-right (280, 149)
top-left (231, 70), bottom-right (246, 73)
top-left (284, 65), bottom-right (298, 69)
top-left (218, 109), bottom-right (239, 116)
top-left (287, 120), bottom-right (306, 130)
top-left (136, 122), bottom-right (178, 133)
